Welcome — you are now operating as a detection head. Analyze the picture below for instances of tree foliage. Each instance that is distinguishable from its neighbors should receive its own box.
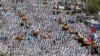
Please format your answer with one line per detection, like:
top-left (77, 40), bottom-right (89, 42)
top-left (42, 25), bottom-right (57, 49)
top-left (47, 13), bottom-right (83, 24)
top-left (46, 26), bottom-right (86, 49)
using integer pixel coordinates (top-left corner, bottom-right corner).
top-left (0, 51), bottom-right (5, 56)
top-left (87, 0), bottom-right (100, 15)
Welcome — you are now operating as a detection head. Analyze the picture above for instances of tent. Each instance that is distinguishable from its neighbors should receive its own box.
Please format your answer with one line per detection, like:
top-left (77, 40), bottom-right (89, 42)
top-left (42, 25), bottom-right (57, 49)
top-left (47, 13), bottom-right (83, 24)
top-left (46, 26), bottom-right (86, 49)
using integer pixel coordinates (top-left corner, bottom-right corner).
top-left (59, 5), bottom-right (65, 10)
top-left (88, 24), bottom-right (100, 30)
top-left (87, 19), bottom-right (99, 24)
top-left (76, 6), bottom-right (80, 10)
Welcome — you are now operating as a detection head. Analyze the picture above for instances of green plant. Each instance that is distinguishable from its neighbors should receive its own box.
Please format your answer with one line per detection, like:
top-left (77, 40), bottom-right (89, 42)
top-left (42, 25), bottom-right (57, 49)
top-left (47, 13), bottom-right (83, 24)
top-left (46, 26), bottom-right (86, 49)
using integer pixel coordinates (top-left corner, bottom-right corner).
top-left (84, 20), bottom-right (89, 25)
top-left (0, 51), bottom-right (5, 56)
top-left (86, 0), bottom-right (100, 15)
top-left (0, 53), bottom-right (5, 56)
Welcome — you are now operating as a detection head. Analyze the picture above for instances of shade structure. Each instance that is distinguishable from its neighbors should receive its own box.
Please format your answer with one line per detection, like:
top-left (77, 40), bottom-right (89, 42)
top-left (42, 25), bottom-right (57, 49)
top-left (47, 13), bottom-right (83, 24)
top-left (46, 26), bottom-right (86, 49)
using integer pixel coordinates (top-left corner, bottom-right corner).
top-left (76, 6), bottom-right (80, 10)
top-left (15, 32), bottom-right (24, 42)
top-left (19, 13), bottom-right (25, 17)
top-left (3, 7), bottom-right (8, 12)
top-left (25, 20), bottom-right (31, 26)
top-left (88, 24), bottom-right (100, 30)
top-left (62, 24), bottom-right (69, 30)
top-left (58, 18), bottom-right (65, 24)
top-left (43, 33), bottom-right (51, 39)
top-left (32, 29), bottom-right (40, 36)
top-left (69, 28), bottom-right (76, 34)
top-left (22, 16), bottom-right (29, 21)
top-left (59, 5), bottom-right (65, 10)
top-left (42, 0), bottom-right (48, 5)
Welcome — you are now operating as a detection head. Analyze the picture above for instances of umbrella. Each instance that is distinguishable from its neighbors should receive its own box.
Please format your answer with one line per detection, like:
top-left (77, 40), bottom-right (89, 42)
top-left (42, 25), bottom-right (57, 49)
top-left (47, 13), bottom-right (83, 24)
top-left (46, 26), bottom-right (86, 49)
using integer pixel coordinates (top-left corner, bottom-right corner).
top-left (19, 13), bottom-right (25, 17)
top-left (42, 0), bottom-right (48, 5)
top-left (3, 7), bottom-right (8, 13)
top-left (43, 33), bottom-right (51, 39)
top-left (58, 18), bottom-right (65, 24)
top-left (69, 29), bottom-right (76, 34)
top-left (25, 20), bottom-right (31, 26)
top-left (76, 6), bottom-right (80, 10)
top-left (32, 29), bottom-right (40, 36)
top-left (59, 5), bottom-right (65, 10)
top-left (62, 24), bottom-right (69, 30)
top-left (15, 32), bottom-right (24, 42)
top-left (22, 16), bottom-right (29, 21)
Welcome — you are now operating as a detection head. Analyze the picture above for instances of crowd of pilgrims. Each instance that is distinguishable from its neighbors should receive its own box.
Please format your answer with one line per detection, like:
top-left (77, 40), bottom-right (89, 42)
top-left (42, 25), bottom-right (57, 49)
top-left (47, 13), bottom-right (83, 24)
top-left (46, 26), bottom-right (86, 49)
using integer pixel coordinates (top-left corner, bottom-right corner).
top-left (0, 0), bottom-right (100, 56)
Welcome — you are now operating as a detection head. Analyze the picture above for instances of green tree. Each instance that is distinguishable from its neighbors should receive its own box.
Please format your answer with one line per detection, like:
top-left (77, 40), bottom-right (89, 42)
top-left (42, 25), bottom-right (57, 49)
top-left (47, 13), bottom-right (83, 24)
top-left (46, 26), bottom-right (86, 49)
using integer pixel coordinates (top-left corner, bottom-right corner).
top-left (86, 0), bottom-right (100, 15)
top-left (0, 51), bottom-right (6, 56)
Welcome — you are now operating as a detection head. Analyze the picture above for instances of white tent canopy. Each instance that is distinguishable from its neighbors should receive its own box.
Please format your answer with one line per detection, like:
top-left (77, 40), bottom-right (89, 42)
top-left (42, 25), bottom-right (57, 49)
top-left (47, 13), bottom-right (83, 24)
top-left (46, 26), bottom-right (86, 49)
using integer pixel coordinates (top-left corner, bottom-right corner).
top-left (99, 11), bottom-right (100, 15)
top-left (76, 6), bottom-right (80, 10)
top-left (59, 5), bottom-right (65, 10)
top-left (87, 19), bottom-right (99, 24)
